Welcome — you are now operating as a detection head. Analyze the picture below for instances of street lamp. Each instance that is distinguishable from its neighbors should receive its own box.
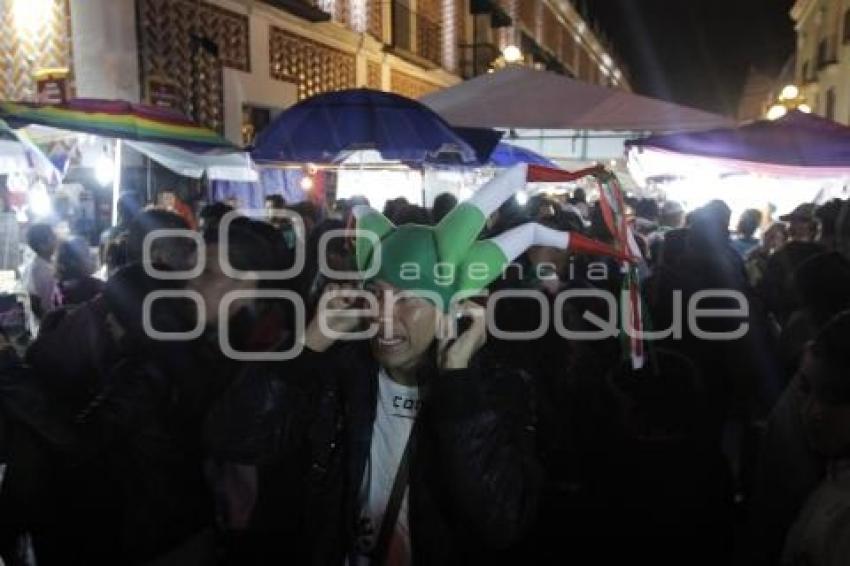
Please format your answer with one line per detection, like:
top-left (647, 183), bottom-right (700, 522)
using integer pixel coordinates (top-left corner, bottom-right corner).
top-left (766, 104), bottom-right (788, 121)
top-left (766, 83), bottom-right (809, 120)
top-left (488, 45), bottom-right (524, 73)
top-left (779, 84), bottom-right (800, 101)
top-left (502, 45), bottom-right (523, 64)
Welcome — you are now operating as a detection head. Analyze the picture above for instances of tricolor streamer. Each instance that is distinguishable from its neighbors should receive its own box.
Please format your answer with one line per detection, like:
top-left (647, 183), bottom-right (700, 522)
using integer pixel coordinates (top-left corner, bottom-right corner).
top-left (527, 164), bottom-right (646, 369)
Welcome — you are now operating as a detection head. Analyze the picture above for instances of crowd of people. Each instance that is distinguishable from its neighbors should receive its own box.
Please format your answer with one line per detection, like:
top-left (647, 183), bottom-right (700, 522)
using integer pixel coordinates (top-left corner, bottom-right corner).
top-left (1, 170), bottom-right (850, 566)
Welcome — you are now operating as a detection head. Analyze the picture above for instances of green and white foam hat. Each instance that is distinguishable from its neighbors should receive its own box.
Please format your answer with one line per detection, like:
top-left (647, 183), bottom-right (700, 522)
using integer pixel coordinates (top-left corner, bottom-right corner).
top-left (353, 164), bottom-right (627, 311)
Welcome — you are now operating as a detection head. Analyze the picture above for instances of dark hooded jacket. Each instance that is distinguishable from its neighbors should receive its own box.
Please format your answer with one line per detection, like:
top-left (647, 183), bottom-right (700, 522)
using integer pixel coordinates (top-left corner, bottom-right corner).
top-left (205, 340), bottom-right (542, 566)
top-left (3, 263), bottom-right (222, 565)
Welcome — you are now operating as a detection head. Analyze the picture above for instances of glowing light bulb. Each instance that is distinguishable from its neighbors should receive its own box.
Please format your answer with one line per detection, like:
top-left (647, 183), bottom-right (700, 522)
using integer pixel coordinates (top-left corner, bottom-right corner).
top-left (798, 103), bottom-right (812, 114)
top-left (766, 104), bottom-right (787, 121)
top-left (94, 156), bottom-right (114, 186)
top-left (300, 176), bottom-right (314, 191)
top-left (780, 84), bottom-right (799, 101)
top-left (502, 45), bottom-right (523, 64)
top-left (29, 182), bottom-right (52, 217)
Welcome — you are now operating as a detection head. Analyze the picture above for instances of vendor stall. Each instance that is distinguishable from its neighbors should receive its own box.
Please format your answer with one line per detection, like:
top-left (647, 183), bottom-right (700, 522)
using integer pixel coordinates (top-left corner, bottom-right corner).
top-left (421, 67), bottom-right (733, 192)
top-left (626, 110), bottom-right (850, 221)
top-left (251, 88), bottom-right (478, 212)
top-left (0, 99), bottom-right (257, 232)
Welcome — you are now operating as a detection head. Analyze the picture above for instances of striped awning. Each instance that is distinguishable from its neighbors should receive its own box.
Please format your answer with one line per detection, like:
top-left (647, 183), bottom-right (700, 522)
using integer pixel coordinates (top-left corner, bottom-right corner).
top-left (0, 99), bottom-right (232, 150)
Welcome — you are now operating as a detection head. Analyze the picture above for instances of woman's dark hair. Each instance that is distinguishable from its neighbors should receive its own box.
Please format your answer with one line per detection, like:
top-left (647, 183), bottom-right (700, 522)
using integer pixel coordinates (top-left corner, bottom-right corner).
top-left (431, 192), bottom-right (458, 224)
top-left (383, 197), bottom-right (410, 224)
top-left (265, 194), bottom-right (285, 209)
top-left (27, 223), bottom-right (56, 254)
top-left (205, 217), bottom-right (293, 293)
top-left (126, 209), bottom-right (192, 267)
top-left (302, 218), bottom-right (348, 313)
top-left (635, 198), bottom-right (659, 222)
top-left (199, 202), bottom-right (235, 238)
top-left (394, 205), bottom-right (431, 225)
top-left (737, 209), bottom-right (763, 238)
top-left (794, 251), bottom-right (850, 325)
top-left (56, 237), bottom-right (94, 281)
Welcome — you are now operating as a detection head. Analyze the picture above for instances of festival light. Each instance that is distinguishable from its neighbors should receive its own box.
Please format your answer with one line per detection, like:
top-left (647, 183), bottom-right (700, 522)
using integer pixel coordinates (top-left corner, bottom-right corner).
top-left (95, 156), bottom-right (115, 186)
top-left (502, 45), bottom-right (523, 64)
top-left (29, 182), bottom-right (52, 217)
top-left (779, 84), bottom-right (800, 101)
top-left (766, 104), bottom-right (788, 121)
top-left (766, 84), bottom-right (809, 120)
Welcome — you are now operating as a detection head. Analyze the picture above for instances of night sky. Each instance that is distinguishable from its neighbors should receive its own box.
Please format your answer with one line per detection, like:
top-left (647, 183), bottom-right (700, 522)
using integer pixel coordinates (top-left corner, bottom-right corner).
top-left (586, 0), bottom-right (796, 116)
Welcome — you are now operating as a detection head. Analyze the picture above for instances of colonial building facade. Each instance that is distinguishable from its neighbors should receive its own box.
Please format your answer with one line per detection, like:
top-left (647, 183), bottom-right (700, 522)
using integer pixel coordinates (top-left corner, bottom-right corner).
top-left (0, 0), bottom-right (630, 145)
top-left (792, 0), bottom-right (850, 123)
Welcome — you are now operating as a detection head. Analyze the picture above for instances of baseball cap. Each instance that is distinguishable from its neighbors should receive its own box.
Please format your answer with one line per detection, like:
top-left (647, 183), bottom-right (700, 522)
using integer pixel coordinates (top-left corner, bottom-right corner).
top-left (780, 203), bottom-right (816, 222)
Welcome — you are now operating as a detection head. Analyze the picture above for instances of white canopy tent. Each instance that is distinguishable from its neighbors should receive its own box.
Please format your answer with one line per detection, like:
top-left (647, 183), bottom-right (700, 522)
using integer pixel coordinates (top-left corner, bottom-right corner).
top-left (0, 121), bottom-right (60, 180)
top-left (421, 67), bottom-right (733, 192)
top-left (124, 140), bottom-right (258, 182)
top-left (421, 67), bottom-right (734, 132)
top-left (19, 125), bottom-right (258, 184)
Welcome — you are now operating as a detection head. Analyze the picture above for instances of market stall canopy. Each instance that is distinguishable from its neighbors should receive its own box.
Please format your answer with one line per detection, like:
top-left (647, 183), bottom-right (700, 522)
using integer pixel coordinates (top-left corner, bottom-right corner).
top-left (626, 111), bottom-right (850, 219)
top-left (0, 99), bottom-right (232, 149)
top-left (124, 141), bottom-right (258, 182)
top-left (0, 119), bottom-right (60, 179)
top-left (490, 142), bottom-right (559, 168)
top-left (252, 88), bottom-right (477, 164)
top-left (626, 110), bottom-right (850, 177)
top-left (421, 67), bottom-right (734, 132)
top-left (0, 100), bottom-right (256, 182)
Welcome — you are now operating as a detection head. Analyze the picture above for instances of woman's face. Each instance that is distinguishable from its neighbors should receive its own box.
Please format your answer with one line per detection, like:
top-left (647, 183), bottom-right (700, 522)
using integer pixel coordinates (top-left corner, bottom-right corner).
top-left (764, 225), bottom-right (787, 251)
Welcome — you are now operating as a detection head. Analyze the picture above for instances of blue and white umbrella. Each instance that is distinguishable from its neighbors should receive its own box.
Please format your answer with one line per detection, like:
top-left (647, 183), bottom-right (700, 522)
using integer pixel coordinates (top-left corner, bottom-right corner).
top-left (252, 88), bottom-right (477, 164)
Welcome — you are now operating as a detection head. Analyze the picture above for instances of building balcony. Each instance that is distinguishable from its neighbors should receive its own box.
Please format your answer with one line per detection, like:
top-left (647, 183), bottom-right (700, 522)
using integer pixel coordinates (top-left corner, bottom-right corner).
top-left (387, 1), bottom-right (443, 69)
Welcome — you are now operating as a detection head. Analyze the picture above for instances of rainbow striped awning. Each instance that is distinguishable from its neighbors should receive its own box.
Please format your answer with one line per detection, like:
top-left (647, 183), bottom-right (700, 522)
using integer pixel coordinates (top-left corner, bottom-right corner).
top-left (0, 99), bottom-right (232, 150)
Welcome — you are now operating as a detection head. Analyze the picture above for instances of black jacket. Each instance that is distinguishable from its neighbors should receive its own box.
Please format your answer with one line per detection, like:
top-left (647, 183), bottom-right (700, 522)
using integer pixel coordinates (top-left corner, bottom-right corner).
top-left (206, 341), bottom-right (541, 565)
top-left (4, 263), bottom-right (219, 565)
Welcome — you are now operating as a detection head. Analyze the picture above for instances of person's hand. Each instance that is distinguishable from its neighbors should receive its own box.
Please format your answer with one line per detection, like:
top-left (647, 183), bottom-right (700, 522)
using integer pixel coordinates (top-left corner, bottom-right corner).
top-left (305, 282), bottom-right (365, 352)
top-left (438, 301), bottom-right (486, 370)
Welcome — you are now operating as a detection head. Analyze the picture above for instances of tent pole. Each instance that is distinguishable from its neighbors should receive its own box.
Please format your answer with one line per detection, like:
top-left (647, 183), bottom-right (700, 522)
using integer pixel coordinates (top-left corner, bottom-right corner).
top-left (146, 156), bottom-right (152, 203)
top-left (111, 139), bottom-right (123, 226)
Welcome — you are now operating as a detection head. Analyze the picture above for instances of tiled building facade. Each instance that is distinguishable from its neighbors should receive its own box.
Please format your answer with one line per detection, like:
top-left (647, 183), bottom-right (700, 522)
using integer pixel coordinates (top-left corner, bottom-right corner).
top-left (793, 0), bottom-right (850, 123)
top-left (1, 0), bottom-right (630, 145)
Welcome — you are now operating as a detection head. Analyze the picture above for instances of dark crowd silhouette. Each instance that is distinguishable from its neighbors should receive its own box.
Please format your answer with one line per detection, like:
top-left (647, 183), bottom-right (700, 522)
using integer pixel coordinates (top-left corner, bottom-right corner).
top-left (1, 187), bottom-right (850, 566)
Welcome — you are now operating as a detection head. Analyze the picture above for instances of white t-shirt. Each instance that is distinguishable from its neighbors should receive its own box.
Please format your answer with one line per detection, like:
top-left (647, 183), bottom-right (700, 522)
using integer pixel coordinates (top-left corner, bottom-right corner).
top-left (22, 254), bottom-right (57, 334)
top-left (352, 368), bottom-right (422, 566)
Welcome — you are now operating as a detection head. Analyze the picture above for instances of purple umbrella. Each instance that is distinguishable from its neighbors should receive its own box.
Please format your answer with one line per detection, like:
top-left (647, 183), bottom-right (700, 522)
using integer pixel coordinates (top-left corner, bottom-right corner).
top-left (627, 111), bottom-right (850, 176)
